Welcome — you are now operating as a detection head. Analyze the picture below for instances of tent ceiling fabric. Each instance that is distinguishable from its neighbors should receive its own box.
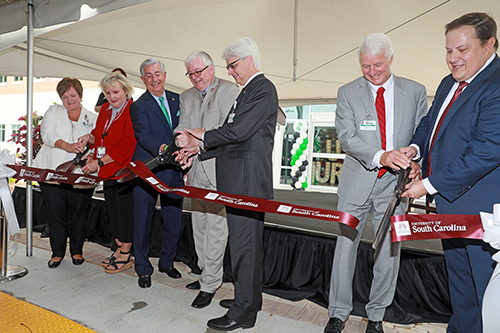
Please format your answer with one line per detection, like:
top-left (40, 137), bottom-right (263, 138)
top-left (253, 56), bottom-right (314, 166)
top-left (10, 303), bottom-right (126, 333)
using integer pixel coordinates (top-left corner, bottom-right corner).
top-left (0, 0), bottom-right (499, 104)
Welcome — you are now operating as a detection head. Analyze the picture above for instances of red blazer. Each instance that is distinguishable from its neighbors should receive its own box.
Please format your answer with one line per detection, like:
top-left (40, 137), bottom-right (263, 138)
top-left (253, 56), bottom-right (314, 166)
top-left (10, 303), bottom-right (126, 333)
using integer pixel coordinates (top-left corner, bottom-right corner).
top-left (91, 99), bottom-right (136, 178)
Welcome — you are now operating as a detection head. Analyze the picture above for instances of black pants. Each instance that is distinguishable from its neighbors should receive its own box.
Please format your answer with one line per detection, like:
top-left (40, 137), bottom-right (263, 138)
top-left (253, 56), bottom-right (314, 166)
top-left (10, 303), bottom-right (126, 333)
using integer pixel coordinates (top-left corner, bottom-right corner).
top-left (40, 182), bottom-right (93, 258)
top-left (103, 180), bottom-right (134, 243)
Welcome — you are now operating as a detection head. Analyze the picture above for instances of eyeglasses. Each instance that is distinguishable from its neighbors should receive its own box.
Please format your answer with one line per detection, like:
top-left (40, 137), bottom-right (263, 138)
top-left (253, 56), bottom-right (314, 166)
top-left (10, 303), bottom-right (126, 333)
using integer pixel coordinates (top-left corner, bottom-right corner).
top-left (225, 58), bottom-right (241, 71)
top-left (185, 65), bottom-right (209, 78)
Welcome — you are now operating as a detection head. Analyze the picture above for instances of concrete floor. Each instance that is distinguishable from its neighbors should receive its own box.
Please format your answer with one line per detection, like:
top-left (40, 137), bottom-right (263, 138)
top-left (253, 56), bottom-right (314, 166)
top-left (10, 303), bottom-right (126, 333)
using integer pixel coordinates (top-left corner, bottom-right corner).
top-left (0, 232), bottom-right (448, 333)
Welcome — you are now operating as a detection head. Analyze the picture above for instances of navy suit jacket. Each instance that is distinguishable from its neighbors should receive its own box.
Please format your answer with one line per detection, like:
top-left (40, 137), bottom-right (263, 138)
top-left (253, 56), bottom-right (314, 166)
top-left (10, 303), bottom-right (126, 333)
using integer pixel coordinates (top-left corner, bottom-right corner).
top-left (130, 89), bottom-right (184, 189)
top-left (411, 54), bottom-right (500, 214)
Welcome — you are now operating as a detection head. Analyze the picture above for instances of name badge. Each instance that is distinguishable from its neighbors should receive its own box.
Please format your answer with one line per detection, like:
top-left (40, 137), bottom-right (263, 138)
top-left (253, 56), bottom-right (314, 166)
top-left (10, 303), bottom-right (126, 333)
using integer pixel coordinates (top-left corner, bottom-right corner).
top-left (228, 113), bottom-right (235, 124)
top-left (360, 120), bottom-right (376, 131)
top-left (96, 146), bottom-right (106, 159)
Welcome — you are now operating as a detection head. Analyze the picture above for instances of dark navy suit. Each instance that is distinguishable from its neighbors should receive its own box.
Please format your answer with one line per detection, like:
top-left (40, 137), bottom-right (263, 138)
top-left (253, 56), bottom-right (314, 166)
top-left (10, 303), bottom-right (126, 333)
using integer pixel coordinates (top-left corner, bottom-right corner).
top-left (411, 55), bottom-right (500, 333)
top-left (130, 89), bottom-right (184, 276)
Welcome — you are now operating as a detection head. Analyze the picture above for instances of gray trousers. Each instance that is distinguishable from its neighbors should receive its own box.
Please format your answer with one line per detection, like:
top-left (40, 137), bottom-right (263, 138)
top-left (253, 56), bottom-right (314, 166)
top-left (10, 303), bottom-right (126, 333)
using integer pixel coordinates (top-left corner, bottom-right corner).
top-left (191, 198), bottom-right (228, 293)
top-left (328, 173), bottom-right (404, 321)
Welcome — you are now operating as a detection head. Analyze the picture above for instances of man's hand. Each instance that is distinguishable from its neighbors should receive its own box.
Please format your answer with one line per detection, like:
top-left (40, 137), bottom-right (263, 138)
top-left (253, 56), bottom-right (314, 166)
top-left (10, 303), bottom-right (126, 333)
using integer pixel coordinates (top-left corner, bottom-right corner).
top-left (185, 128), bottom-right (206, 141)
top-left (400, 146), bottom-right (418, 159)
top-left (175, 146), bottom-right (200, 169)
top-left (408, 161), bottom-right (421, 180)
top-left (176, 131), bottom-right (199, 148)
top-left (380, 150), bottom-right (411, 170)
top-left (401, 179), bottom-right (428, 199)
top-left (81, 157), bottom-right (99, 173)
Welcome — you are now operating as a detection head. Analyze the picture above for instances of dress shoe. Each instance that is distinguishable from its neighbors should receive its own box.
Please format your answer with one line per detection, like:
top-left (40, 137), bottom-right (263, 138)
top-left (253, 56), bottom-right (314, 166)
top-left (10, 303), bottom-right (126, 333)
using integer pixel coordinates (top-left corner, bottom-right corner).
top-left (365, 320), bottom-right (384, 333)
top-left (186, 280), bottom-right (201, 290)
top-left (219, 299), bottom-right (235, 309)
top-left (158, 266), bottom-right (181, 279)
top-left (324, 317), bottom-right (345, 333)
top-left (191, 291), bottom-right (214, 309)
top-left (207, 315), bottom-right (254, 331)
top-left (72, 257), bottom-right (85, 265)
top-left (138, 275), bottom-right (151, 288)
top-left (47, 258), bottom-right (62, 268)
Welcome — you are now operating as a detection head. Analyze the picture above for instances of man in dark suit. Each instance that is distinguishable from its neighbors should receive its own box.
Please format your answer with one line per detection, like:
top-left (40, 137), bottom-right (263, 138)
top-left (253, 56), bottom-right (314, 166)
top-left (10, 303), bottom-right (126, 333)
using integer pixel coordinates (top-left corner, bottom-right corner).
top-left (401, 13), bottom-right (500, 333)
top-left (325, 33), bottom-right (427, 333)
top-left (130, 58), bottom-right (184, 288)
top-left (177, 37), bottom-right (278, 331)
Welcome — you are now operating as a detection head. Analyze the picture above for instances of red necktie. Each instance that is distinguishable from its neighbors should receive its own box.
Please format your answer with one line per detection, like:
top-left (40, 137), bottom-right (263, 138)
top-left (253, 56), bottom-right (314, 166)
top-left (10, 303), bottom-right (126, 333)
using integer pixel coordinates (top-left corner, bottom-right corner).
top-left (376, 87), bottom-right (387, 177)
top-left (427, 81), bottom-right (468, 175)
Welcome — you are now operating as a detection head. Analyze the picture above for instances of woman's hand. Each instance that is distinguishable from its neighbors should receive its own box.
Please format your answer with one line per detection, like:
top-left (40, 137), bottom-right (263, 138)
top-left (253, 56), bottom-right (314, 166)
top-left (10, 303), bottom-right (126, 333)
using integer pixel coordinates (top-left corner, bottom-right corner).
top-left (78, 134), bottom-right (94, 145)
top-left (81, 156), bottom-right (99, 173)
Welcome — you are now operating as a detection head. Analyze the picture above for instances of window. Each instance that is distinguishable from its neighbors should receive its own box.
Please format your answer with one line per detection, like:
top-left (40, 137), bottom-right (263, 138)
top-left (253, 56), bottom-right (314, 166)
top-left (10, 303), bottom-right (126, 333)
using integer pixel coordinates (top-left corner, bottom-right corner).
top-left (0, 125), bottom-right (5, 142)
top-left (13, 76), bottom-right (23, 85)
top-left (0, 76), bottom-right (7, 84)
top-left (34, 77), bottom-right (46, 82)
top-left (11, 124), bottom-right (21, 142)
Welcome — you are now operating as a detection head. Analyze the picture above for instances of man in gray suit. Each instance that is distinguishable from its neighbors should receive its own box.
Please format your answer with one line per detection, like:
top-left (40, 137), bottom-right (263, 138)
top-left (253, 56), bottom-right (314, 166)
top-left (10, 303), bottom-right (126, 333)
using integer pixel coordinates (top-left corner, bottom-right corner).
top-left (177, 37), bottom-right (278, 331)
top-left (324, 33), bottom-right (427, 333)
top-left (174, 51), bottom-right (238, 309)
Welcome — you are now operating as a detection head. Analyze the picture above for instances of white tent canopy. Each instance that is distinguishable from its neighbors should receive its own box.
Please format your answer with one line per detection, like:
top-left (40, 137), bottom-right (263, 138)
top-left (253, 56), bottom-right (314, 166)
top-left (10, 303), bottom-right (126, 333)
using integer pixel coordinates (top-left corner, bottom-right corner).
top-left (1, 0), bottom-right (499, 105)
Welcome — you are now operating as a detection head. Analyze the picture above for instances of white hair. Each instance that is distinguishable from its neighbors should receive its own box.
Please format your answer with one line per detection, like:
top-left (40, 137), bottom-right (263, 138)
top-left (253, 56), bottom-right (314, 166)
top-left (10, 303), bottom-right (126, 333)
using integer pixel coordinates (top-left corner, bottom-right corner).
top-left (222, 37), bottom-right (261, 70)
top-left (358, 33), bottom-right (394, 60)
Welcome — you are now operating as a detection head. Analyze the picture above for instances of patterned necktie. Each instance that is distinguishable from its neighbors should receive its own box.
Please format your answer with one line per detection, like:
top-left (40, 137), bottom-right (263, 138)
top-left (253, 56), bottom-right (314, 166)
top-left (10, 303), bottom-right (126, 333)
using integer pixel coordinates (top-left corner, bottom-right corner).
top-left (201, 91), bottom-right (207, 99)
top-left (376, 87), bottom-right (387, 178)
top-left (427, 81), bottom-right (468, 175)
top-left (159, 96), bottom-right (172, 129)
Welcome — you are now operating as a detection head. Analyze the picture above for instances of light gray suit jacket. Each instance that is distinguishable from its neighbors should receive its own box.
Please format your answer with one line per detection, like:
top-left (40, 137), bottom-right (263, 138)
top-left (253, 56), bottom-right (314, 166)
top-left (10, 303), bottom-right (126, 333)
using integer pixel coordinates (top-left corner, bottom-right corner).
top-left (336, 75), bottom-right (427, 206)
top-left (175, 76), bottom-right (239, 188)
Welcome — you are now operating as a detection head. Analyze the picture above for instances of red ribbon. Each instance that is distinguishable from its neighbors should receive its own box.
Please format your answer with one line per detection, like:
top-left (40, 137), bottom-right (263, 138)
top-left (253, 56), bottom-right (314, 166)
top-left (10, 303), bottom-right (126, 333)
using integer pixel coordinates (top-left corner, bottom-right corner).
top-left (127, 161), bottom-right (360, 229)
top-left (8, 164), bottom-right (106, 186)
top-left (391, 213), bottom-right (483, 242)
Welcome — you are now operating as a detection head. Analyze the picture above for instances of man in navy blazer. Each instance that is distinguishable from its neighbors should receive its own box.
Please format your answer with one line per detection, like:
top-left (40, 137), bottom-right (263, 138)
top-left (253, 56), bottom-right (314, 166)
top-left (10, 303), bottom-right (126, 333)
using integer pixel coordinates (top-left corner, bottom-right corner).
top-left (402, 13), bottom-right (499, 333)
top-left (130, 58), bottom-right (184, 288)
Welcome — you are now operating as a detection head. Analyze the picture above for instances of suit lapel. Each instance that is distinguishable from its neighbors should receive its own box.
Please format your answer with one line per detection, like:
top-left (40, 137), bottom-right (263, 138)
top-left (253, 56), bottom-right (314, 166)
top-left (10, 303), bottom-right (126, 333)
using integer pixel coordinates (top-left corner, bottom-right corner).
top-left (434, 56), bottom-right (500, 145)
top-left (358, 79), bottom-right (380, 146)
top-left (393, 76), bottom-right (406, 146)
top-left (145, 91), bottom-right (170, 130)
top-left (165, 90), bottom-right (179, 130)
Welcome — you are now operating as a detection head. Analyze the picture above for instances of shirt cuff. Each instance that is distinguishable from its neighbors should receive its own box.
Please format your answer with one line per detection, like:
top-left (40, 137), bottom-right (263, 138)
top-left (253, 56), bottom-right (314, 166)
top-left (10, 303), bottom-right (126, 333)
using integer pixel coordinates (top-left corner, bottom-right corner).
top-left (410, 143), bottom-right (421, 160)
top-left (423, 178), bottom-right (438, 195)
top-left (372, 150), bottom-right (385, 168)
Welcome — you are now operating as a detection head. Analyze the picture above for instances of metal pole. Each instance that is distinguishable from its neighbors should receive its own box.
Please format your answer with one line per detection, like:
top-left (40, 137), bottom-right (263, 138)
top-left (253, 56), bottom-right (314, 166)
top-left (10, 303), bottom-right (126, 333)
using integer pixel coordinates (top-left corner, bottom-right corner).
top-left (25, 0), bottom-right (35, 256)
top-left (0, 199), bottom-right (29, 282)
top-left (292, 0), bottom-right (298, 82)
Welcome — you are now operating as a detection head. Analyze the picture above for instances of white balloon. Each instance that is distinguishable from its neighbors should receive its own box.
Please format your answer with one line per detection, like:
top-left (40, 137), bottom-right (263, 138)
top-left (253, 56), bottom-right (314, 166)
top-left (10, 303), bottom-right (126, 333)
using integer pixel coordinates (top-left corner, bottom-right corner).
top-left (300, 132), bottom-right (308, 139)
top-left (299, 176), bottom-right (306, 183)
top-left (291, 148), bottom-right (297, 155)
top-left (296, 138), bottom-right (303, 145)
top-left (295, 159), bottom-right (303, 167)
top-left (299, 154), bottom-right (307, 161)
top-left (291, 165), bottom-right (298, 173)
top-left (294, 181), bottom-right (302, 188)
top-left (292, 143), bottom-right (299, 150)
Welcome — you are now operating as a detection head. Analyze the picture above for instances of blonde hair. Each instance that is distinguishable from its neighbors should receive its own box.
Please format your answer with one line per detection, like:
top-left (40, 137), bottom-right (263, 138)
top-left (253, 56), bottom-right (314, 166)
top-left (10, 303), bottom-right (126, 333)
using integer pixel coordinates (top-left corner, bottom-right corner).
top-left (99, 72), bottom-right (134, 99)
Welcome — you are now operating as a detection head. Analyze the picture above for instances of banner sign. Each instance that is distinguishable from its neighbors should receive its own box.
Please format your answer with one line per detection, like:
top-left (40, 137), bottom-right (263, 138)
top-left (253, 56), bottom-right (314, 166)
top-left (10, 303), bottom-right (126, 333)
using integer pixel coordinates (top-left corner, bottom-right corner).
top-left (391, 213), bottom-right (483, 242)
top-left (127, 161), bottom-right (360, 229)
top-left (8, 165), bottom-right (106, 186)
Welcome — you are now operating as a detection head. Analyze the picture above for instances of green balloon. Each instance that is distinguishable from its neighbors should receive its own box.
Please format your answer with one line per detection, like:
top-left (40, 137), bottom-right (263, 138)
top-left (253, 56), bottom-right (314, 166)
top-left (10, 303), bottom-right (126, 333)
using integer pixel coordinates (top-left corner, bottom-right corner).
top-left (296, 149), bottom-right (303, 156)
top-left (290, 159), bottom-right (296, 166)
top-left (300, 143), bottom-right (307, 150)
top-left (303, 138), bottom-right (309, 144)
top-left (302, 182), bottom-right (308, 188)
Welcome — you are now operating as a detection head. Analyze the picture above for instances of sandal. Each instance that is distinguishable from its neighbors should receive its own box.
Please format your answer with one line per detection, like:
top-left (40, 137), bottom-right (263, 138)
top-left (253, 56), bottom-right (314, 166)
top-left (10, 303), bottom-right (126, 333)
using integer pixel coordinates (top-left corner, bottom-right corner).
top-left (104, 251), bottom-right (133, 274)
top-left (101, 245), bottom-right (120, 267)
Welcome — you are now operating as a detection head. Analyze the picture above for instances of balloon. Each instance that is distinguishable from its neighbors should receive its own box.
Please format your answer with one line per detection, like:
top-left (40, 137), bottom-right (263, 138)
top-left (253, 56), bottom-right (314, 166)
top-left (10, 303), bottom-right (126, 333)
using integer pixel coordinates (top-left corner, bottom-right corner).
top-left (300, 132), bottom-right (308, 139)
top-left (292, 143), bottom-right (299, 150)
top-left (302, 182), bottom-right (308, 188)
top-left (291, 165), bottom-right (298, 172)
top-left (299, 176), bottom-right (306, 183)
top-left (293, 132), bottom-right (300, 138)
top-left (296, 149), bottom-right (303, 156)
top-left (291, 148), bottom-right (297, 155)
top-left (300, 143), bottom-right (307, 150)
top-left (296, 138), bottom-right (303, 145)
top-left (295, 170), bottom-right (302, 177)
top-left (295, 159), bottom-right (303, 166)
top-left (302, 160), bottom-right (309, 166)
top-left (291, 176), bottom-right (298, 182)
top-left (299, 154), bottom-right (307, 161)
top-left (303, 138), bottom-right (309, 144)
top-left (294, 182), bottom-right (302, 188)
top-left (299, 165), bottom-right (306, 171)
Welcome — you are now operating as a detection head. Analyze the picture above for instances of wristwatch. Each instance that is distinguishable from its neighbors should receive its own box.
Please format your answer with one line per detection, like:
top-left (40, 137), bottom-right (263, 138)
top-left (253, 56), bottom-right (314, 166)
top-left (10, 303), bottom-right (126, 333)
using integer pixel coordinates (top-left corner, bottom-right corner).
top-left (97, 158), bottom-right (104, 167)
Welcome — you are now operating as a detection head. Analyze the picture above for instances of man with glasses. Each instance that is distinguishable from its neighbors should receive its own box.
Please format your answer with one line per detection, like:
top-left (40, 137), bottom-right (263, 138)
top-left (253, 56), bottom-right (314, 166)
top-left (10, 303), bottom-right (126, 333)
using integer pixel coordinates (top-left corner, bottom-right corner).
top-left (176, 37), bottom-right (278, 331)
top-left (174, 51), bottom-right (238, 309)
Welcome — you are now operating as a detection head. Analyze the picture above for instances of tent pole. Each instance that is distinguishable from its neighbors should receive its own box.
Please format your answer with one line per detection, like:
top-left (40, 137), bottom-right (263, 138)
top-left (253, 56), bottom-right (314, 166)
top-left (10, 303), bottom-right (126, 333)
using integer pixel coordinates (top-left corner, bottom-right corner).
top-left (25, 0), bottom-right (34, 257)
top-left (293, 0), bottom-right (298, 82)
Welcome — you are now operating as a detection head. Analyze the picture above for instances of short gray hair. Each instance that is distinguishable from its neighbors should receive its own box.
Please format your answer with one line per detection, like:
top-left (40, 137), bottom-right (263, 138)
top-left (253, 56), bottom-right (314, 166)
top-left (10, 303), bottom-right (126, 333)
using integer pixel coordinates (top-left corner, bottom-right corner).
top-left (139, 58), bottom-right (166, 77)
top-left (222, 37), bottom-right (261, 70)
top-left (100, 72), bottom-right (135, 100)
top-left (185, 51), bottom-right (214, 69)
top-left (358, 33), bottom-right (394, 60)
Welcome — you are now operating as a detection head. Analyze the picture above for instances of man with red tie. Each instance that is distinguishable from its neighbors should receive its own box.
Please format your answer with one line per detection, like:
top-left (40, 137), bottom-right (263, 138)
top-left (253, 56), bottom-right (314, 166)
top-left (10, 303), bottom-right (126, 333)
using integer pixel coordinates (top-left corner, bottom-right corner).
top-left (324, 33), bottom-right (427, 333)
top-left (401, 13), bottom-right (500, 333)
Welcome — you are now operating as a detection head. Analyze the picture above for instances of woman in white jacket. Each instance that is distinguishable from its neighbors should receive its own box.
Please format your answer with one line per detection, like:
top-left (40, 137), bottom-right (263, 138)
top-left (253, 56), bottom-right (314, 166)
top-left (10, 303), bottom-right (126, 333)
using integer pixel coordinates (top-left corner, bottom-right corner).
top-left (34, 77), bottom-right (97, 268)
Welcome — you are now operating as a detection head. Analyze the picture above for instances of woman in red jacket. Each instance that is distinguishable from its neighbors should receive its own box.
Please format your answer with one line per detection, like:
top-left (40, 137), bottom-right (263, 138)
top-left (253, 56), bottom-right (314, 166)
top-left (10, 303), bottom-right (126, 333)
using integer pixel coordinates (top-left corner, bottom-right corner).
top-left (79, 72), bottom-right (136, 273)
